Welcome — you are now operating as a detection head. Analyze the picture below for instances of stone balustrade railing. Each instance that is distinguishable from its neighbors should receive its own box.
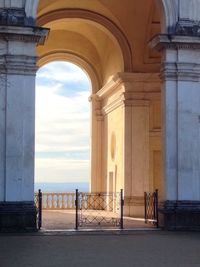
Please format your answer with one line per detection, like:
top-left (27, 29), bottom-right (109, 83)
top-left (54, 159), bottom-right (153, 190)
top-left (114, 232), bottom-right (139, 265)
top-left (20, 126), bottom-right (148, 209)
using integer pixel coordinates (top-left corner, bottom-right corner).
top-left (34, 192), bottom-right (80, 210)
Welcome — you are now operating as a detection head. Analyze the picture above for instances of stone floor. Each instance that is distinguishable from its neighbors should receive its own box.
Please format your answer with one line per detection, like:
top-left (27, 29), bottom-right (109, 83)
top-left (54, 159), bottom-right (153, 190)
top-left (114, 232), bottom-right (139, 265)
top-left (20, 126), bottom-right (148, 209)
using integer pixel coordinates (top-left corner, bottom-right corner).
top-left (42, 210), bottom-right (154, 230)
top-left (0, 231), bottom-right (200, 267)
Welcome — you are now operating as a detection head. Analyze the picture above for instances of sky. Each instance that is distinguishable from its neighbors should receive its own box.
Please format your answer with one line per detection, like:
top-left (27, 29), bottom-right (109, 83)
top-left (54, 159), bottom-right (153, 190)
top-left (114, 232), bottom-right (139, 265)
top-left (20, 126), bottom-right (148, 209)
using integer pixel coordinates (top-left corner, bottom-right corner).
top-left (35, 61), bottom-right (91, 183)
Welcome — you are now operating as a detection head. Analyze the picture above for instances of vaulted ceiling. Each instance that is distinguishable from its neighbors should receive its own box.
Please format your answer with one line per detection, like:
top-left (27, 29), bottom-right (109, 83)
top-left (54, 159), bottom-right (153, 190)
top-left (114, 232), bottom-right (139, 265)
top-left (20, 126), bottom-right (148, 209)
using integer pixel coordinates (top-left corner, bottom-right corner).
top-left (37, 0), bottom-right (161, 87)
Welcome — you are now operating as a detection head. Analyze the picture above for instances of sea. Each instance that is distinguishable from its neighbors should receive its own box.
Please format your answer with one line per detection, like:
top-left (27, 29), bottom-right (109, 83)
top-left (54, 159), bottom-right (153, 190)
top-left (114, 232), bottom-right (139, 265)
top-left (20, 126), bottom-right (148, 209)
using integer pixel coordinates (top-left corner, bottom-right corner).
top-left (34, 182), bottom-right (89, 193)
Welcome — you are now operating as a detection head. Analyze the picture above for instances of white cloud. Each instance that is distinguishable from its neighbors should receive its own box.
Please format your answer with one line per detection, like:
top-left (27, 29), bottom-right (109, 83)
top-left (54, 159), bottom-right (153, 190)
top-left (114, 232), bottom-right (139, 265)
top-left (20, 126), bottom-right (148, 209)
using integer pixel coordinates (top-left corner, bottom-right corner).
top-left (35, 62), bottom-right (91, 183)
top-left (35, 158), bottom-right (90, 183)
top-left (37, 61), bottom-right (91, 85)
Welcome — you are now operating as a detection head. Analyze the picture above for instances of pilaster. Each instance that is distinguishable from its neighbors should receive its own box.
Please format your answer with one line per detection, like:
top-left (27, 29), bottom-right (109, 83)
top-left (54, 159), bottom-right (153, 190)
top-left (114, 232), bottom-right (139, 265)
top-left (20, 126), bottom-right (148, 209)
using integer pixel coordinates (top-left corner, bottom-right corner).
top-left (89, 94), bottom-right (104, 192)
top-left (151, 24), bottom-right (200, 230)
top-left (96, 72), bottom-right (161, 217)
top-left (0, 6), bottom-right (48, 231)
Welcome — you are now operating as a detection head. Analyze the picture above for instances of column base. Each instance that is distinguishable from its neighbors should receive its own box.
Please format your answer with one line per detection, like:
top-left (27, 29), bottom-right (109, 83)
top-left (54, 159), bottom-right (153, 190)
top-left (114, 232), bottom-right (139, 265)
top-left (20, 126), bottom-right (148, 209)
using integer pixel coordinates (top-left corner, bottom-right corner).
top-left (0, 202), bottom-right (37, 232)
top-left (159, 201), bottom-right (200, 231)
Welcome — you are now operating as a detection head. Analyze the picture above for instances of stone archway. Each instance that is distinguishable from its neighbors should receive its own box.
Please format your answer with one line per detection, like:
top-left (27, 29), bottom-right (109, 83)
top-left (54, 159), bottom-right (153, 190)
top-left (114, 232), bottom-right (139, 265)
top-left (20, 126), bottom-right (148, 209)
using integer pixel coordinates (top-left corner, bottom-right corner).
top-left (1, 0), bottom-right (200, 231)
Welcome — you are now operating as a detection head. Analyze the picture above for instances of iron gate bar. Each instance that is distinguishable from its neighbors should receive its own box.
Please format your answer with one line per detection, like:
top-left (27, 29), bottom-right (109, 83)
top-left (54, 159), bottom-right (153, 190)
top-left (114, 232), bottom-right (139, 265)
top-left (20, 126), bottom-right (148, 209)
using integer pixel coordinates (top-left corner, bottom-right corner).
top-left (120, 189), bottom-right (124, 230)
top-left (34, 189), bottom-right (42, 230)
top-left (77, 191), bottom-right (123, 229)
top-left (144, 189), bottom-right (159, 228)
top-left (155, 189), bottom-right (159, 228)
top-left (75, 189), bottom-right (78, 230)
top-left (38, 189), bottom-right (42, 229)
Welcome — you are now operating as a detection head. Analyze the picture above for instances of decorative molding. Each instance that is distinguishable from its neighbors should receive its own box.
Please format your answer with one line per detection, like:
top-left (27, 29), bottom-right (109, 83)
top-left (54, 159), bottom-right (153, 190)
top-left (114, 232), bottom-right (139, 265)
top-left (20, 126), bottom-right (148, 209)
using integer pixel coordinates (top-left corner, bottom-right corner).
top-left (0, 55), bottom-right (38, 75)
top-left (102, 97), bottom-right (123, 115)
top-left (37, 8), bottom-right (133, 72)
top-left (175, 19), bottom-right (200, 37)
top-left (0, 3), bottom-right (38, 27)
top-left (97, 72), bottom-right (160, 99)
top-left (160, 62), bottom-right (200, 81)
top-left (0, 25), bottom-right (49, 45)
top-left (122, 99), bottom-right (150, 107)
top-left (150, 34), bottom-right (200, 51)
top-left (0, 8), bottom-right (25, 26)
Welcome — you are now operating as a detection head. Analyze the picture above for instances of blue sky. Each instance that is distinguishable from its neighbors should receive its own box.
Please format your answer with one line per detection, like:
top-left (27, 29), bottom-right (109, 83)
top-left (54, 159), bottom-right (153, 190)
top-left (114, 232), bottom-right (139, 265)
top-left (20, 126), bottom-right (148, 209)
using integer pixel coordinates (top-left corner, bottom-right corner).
top-left (35, 61), bottom-right (91, 183)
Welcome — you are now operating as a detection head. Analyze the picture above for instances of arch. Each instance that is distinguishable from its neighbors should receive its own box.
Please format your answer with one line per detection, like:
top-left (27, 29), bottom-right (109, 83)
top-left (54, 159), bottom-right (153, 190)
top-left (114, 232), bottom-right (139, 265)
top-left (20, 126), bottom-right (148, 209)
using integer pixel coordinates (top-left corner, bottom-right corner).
top-left (37, 51), bottom-right (101, 93)
top-left (37, 8), bottom-right (133, 72)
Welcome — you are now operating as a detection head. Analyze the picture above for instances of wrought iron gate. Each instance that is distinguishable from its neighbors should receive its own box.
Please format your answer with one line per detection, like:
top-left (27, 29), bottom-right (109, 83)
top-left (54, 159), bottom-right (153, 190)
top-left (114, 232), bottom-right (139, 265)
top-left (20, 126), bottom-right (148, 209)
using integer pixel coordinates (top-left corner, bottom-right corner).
top-left (144, 189), bottom-right (159, 228)
top-left (34, 189), bottom-right (42, 230)
top-left (75, 190), bottom-right (124, 229)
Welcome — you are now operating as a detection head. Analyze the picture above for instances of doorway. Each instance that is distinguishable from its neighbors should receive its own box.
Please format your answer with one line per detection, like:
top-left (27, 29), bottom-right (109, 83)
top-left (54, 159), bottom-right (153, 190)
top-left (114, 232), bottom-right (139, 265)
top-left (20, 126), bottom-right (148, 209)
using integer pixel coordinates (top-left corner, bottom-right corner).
top-left (35, 61), bottom-right (91, 230)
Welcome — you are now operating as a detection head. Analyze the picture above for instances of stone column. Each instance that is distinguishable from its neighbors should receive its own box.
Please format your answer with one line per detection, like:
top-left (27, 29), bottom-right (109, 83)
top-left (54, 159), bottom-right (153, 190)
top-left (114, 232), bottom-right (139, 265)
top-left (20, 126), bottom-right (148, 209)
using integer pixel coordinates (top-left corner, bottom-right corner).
top-left (151, 20), bottom-right (200, 230)
top-left (0, 7), bottom-right (48, 230)
top-left (123, 97), bottom-right (150, 216)
top-left (89, 94), bottom-right (103, 192)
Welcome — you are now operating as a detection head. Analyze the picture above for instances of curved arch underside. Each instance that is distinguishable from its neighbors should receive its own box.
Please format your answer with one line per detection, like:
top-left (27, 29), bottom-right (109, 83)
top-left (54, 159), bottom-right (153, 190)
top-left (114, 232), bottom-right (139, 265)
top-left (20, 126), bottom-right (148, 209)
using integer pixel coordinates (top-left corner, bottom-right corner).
top-left (37, 8), bottom-right (133, 74)
top-left (36, 0), bottom-right (163, 88)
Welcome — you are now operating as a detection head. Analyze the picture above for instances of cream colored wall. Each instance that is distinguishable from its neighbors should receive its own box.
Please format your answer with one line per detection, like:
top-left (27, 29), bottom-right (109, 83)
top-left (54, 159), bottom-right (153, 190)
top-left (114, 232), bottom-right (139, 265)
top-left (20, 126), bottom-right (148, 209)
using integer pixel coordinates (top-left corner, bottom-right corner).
top-left (96, 73), bottom-right (162, 217)
top-left (103, 107), bottom-right (124, 194)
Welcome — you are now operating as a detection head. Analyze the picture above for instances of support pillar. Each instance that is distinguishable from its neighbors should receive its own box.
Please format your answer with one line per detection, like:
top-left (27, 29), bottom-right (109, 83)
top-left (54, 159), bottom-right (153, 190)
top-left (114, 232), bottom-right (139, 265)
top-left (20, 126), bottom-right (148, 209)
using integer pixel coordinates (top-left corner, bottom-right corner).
top-left (0, 7), bottom-right (48, 231)
top-left (90, 94), bottom-right (103, 192)
top-left (151, 23), bottom-right (200, 230)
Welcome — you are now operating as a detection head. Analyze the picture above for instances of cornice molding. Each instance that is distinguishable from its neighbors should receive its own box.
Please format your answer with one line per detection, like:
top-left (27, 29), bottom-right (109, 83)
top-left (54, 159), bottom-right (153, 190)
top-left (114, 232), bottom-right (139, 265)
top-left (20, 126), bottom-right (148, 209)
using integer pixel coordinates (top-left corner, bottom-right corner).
top-left (0, 55), bottom-right (38, 75)
top-left (160, 62), bottom-right (200, 81)
top-left (0, 25), bottom-right (49, 45)
top-left (97, 72), bottom-right (160, 99)
top-left (150, 34), bottom-right (200, 51)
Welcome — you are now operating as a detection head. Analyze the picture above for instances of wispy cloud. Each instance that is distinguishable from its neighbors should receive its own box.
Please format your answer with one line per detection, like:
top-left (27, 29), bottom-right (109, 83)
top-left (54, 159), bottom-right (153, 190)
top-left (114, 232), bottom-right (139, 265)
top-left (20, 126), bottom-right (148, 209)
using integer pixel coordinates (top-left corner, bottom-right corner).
top-left (37, 61), bottom-right (91, 86)
top-left (35, 158), bottom-right (90, 183)
top-left (35, 61), bottom-right (91, 183)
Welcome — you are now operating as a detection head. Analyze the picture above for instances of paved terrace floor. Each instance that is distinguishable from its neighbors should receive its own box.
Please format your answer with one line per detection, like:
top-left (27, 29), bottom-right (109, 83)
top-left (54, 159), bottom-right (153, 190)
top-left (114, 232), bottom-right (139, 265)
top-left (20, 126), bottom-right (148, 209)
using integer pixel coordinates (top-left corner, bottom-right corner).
top-left (42, 210), bottom-right (154, 230)
top-left (0, 231), bottom-right (200, 267)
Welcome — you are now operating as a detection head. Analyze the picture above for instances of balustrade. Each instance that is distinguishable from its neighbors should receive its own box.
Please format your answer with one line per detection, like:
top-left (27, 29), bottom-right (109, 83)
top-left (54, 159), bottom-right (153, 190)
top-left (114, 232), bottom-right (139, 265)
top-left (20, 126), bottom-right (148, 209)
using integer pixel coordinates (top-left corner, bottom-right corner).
top-left (34, 192), bottom-right (85, 210)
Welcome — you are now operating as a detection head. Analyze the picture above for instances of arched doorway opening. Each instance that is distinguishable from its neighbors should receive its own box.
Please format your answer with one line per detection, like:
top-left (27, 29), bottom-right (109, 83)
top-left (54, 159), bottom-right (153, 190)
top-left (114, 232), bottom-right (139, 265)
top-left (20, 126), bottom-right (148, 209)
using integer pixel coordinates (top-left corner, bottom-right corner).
top-left (35, 2), bottom-right (163, 229)
top-left (35, 61), bottom-right (91, 229)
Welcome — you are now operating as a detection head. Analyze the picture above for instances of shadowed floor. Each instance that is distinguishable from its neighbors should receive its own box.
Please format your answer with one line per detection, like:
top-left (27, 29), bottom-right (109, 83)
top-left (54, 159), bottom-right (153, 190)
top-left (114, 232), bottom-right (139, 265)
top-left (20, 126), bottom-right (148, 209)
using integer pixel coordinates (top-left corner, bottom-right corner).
top-left (42, 210), bottom-right (154, 230)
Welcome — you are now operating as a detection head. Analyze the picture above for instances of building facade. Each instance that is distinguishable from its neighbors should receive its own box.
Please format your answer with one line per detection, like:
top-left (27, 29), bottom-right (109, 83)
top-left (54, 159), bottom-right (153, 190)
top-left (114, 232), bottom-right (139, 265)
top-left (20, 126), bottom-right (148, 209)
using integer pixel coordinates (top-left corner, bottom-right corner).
top-left (0, 0), bottom-right (200, 230)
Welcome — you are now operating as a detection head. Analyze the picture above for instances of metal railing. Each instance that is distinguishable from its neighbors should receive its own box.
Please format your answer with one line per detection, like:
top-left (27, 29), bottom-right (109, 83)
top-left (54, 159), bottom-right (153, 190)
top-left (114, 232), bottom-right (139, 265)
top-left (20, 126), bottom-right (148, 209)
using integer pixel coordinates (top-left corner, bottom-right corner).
top-left (34, 189), bottom-right (42, 229)
top-left (75, 189), bottom-right (124, 229)
top-left (144, 189), bottom-right (159, 228)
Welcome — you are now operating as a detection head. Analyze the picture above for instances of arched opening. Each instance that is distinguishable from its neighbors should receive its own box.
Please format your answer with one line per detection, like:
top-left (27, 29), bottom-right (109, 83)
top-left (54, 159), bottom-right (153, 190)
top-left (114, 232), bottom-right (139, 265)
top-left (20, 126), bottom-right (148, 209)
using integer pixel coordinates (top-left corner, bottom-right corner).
top-left (35, 61), bottom-right (91, 229)
top-left (34, 0), bottom-right (163, 230)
